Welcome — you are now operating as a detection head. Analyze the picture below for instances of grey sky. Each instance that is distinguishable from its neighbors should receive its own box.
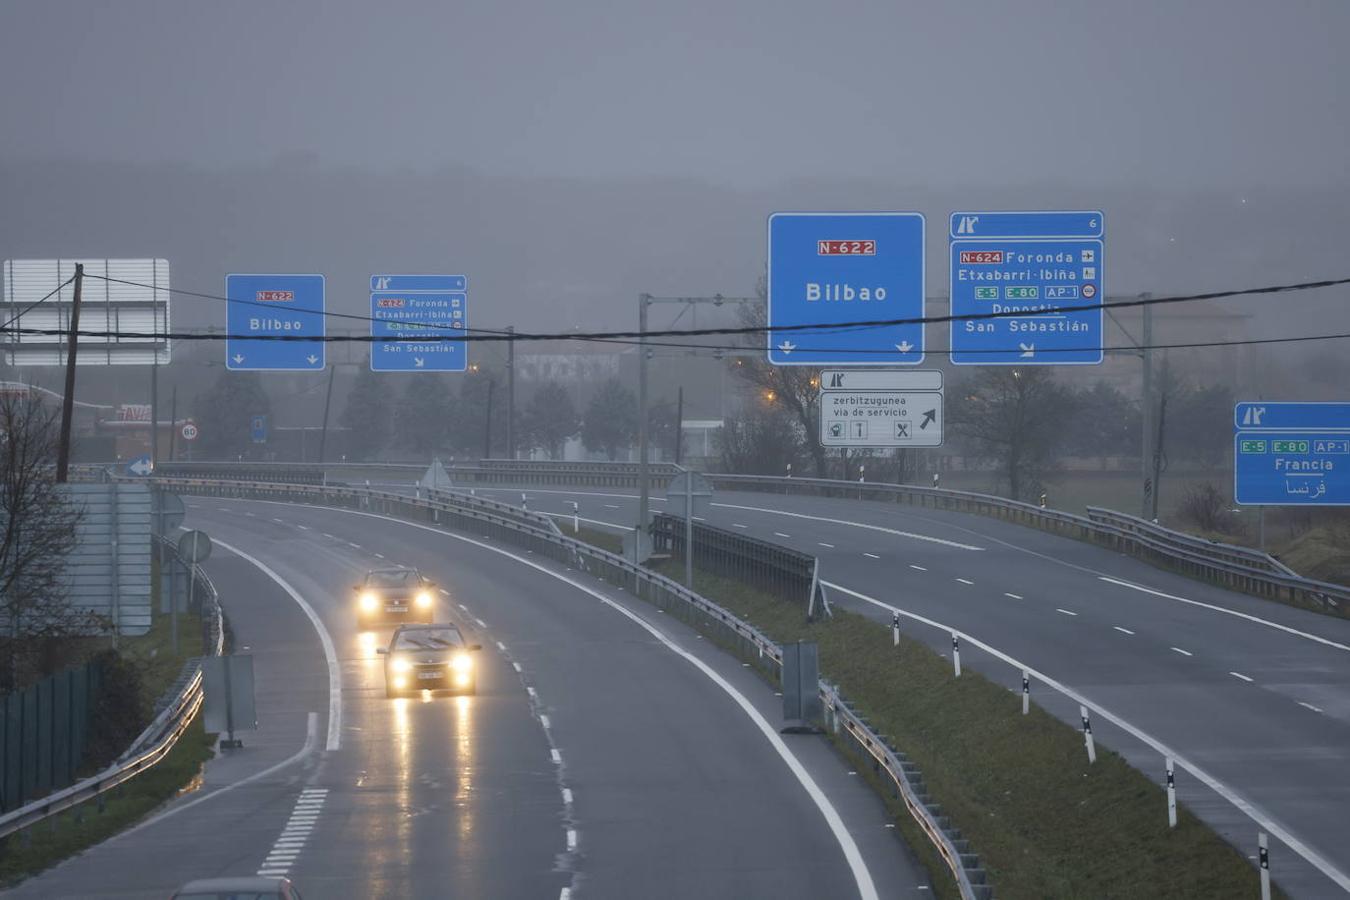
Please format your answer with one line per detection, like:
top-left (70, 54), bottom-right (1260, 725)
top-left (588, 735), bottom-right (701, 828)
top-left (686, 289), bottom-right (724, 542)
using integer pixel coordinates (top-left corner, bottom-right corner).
top-left (3, 0), bottom-right (1347, 187)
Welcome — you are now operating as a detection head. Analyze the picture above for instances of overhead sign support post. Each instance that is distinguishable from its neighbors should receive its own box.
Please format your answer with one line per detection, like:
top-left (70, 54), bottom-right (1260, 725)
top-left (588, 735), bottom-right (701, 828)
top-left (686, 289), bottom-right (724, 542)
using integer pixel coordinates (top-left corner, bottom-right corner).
top-left (1234, 402), bottom-right (1350, 506)
top-left (767, 212), bottom-right (926, 366)
top-left (225, 274), bottom-right (326, 371)
top-left (949, 211), bottom-right (1104, 365)
top-left (370, 275), bottom-right (469, 372)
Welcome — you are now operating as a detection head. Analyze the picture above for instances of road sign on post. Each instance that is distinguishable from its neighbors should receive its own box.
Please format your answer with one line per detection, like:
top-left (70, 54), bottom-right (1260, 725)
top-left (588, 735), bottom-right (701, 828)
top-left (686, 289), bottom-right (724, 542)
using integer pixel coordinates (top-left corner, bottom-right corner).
top-left (180, 420), bottom-right (198, 442)
top-left (250, 414), bottom-right (267, 444)
top-left (370, 274), bottom-right (469, 372)
top-left (949, 211), bottom-right (1104, 365)
top-left (767, 213), bottom-right (926, 366)
top-left (125, 454), bottom-right (153, 477)
top-left (1234, 402), bottom-right (1350, 505)
top-left (225, 274), bottom-right (325, 371)
top-left (819, 370), bottom-right (943, 448)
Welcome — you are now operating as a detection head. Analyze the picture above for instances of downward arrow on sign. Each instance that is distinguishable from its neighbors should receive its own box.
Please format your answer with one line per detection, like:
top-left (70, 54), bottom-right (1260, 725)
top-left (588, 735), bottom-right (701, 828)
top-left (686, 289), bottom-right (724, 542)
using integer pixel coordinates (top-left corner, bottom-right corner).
top-left (896, 341), bottom-right (914, 353)
top-left (1019, 343), bottom-right (1036, 358)
top-left (778, 341), bottom-right (796, 354)
top-left (231, 354), bottom-right (244, 365)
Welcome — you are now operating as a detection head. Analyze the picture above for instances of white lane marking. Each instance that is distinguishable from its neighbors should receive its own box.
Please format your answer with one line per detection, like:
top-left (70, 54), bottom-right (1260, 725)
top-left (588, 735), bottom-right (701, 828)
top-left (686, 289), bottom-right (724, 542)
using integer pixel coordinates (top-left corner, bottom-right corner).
top-left (711, 501), bottom-right (984, 551)
top-left (567, 829), bottom-right (577, 851)
top-left (527, 686), bottom-right (537, 699)
top-left (458, 603), bottom-right (469, 612)
top-left (213, 539), bottom-right (343, 751)
top-left (440, 588), bottom-right (452, 596)
top-left (731, 523), bottom-right (748, 529)
top-left (820, 578), bottom-right (1350, 893)
top-left (1298, 701), bottom-right (1324, 713)
top-left (321, 505), bottom-right (879, 900)
top-left (818, 542), bottom-right (835, 549)
top-left (863, 552), bottom-right (881, 559)
top-left (603, 504), bottom-right (619, 509)
top-left (909, 564), bottom-right (927, 571)
top-left (373, 552), bottom-right (385, 559)
top-left (347, 541), bottom-right (361, 549)
top-left (272, 517), bottom-right (285, 524)
top-left (956, 577), bottom-right (974, 585)
top-left (297, 524), bottom-right (310, 531)
top-left (561, 787), bottom-right (573, 804)
top-left (693, 516), bottom-right (706, 522)
top-left (321, 532), bottom-right (337, 540)
top-left (1171, 647), bottom-right (1193, 657)
top-left (117, 714), bottom-right (319, 839)
top-left (540, 714), bottom-right (551, 729)
top-left (475, 617), bottom-right (488, 628)
top-left (1098, 576), bottom-right (1350, 655)
top-left (496, 640), bottom-right (507, 651)
top-left (513, 662), bottom-right (523, 673)
top-left (561, 888), bottom-right (572, 900)
top-left (1113, 626), bottom-right (1135, 635)
top-left (1229, 671), bottom-right (1254, 683)
top-left (774, 531), bottom-right (791, 538)
top-left (244, 511), bottom-right (255, 517)
top-left (551, 748), bottom-right (562, 764)
top-left (1004, 592), bottom-right (1022, 600)
top-left (1055, 608), bottom-right (1078, 617)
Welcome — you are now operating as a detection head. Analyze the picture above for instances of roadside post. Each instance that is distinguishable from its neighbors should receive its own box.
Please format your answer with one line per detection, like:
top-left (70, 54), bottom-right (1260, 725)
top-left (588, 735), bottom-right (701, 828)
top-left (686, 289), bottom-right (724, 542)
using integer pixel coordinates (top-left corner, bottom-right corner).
top-left (1022, 670), bottom-right (1030, 715)
top-left (892, 612), bottom-right (900, 647)
top-left (1081, 705), bottom-right (1097, 763)
top-left (952, 633), bottom-right (961, 676)
top-left (1259, 833), bottom-right (1271, 900)
top-left (1166, 757), bottom-right (1177, 828)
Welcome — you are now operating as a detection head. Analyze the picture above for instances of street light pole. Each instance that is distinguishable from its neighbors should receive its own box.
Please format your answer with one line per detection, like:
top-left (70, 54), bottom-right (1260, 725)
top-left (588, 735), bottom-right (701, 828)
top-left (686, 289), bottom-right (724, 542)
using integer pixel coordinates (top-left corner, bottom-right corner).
top-left (637, 294), bottom-right (650, 535)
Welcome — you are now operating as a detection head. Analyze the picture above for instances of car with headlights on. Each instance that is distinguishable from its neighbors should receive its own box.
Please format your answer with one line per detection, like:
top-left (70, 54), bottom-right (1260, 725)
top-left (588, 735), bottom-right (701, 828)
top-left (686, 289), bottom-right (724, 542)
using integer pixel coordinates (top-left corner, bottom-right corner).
top-left (354, 566), bottom-right (437, 626)
top-left (378, 623), bottom-right (481, 697)
top-left (172, 875), bottom-right (302, 898)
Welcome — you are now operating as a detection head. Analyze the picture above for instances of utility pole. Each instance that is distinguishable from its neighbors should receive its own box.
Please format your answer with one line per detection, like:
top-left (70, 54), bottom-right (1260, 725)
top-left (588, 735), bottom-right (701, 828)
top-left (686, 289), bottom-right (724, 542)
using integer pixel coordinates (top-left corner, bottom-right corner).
top-left (674, 385), bottom-right (684, 466)
top-left (483, 376), bottom-right (495, 459)
top-left (168, 385), bottom-right (178, 462)
top-left (1149, 352), bottom-right (1170, 521)
top-left (56, 263), bottom-right (84, 483)
top-left (317, 364), bottom-right (336, 463)
top-left (1140, 296), bottom-right (1153, 518)
top-left (637, 295), bottom-right (650, 535)
top-left (506, 326), bottom-right (516, 460)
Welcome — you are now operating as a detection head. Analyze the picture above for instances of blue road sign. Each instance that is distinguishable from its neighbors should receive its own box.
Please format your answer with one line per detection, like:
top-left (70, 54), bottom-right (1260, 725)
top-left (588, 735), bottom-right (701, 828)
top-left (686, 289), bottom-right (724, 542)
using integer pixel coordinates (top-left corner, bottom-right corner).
top-left (370, 274), bottom-right (469, 373)
top-left (125, 454), bottom-right (153, 477)
top-left (1234, 402), bottom-right (1350, 505)
top-left (225, 274), bottom-right (325, 371)
top-left (949, 211), bottom-right (1104, 365)
top-left (250, 414), bottom-right (267, 444)
top-left (767, 213), bottom-right (925, 366)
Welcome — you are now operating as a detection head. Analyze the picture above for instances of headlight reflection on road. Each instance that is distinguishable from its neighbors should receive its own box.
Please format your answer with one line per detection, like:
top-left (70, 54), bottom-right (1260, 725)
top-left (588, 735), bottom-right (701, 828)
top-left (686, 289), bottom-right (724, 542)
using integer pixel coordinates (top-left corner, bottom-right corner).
top-left (455, 694), bottom-right (474, 843)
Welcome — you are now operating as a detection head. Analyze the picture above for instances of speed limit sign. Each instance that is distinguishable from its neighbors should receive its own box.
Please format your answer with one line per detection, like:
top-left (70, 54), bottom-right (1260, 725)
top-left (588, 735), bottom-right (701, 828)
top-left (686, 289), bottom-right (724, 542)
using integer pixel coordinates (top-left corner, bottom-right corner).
top-left (181, 421), bottom-right (199, 442)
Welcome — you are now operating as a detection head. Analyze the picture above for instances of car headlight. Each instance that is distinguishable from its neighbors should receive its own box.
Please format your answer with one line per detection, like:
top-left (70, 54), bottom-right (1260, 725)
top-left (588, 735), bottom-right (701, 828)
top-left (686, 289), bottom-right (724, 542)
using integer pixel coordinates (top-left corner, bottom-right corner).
top-left (451, 653), bottom-right (473, 672)
top-left (360, 592), bottom-right (378, 611)
top-left (415, 591), bottom-right (434, 608)
top-left (391, 658), bottom-right (412, 673)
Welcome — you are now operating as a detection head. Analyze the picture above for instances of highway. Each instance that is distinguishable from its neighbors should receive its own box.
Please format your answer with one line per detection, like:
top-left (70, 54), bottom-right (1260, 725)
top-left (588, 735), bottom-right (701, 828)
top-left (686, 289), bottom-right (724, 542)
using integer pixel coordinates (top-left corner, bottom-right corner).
top-left (459, 482), bottom-right (1350, 898)
top-left (7, 497), bottom-right (929, 899)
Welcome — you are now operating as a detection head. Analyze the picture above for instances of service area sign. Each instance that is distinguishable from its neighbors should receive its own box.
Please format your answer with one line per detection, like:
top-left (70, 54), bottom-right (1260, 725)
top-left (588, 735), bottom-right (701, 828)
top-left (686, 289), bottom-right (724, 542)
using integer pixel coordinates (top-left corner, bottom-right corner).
top-left (767, 213), bottom-right (925, 366)
top-left (949, 211), bottom-right (1103, 365)
top-left (1234, 402), bottom-right (1350, 505)
top-left (819, 370), bottom-right (943, 448)
top-left (370, 274), bottom-right (468, 372)
top-left (225, 274), bottom-right (325, 371)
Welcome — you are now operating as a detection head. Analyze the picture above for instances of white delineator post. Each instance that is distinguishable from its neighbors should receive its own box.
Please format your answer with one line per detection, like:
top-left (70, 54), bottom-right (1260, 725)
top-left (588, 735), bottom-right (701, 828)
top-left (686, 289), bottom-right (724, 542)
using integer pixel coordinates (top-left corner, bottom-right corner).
top-left (1021, 670), bottom-right (1030, 715)
top-left (892, 612), bottom-right (900, 647)
top-left (570, 501), bottom-right (579, 534)
top-left (521, 492), bottom-right (528, 511)
top-left (1259, 833), bottom-right (1271, 900)
top-left (1080, 705), bottom-right (1097, 764)
top-left (1166, 757), bottom-right (1177, 828)
top-left (951, 633), bottom-right (961, 677)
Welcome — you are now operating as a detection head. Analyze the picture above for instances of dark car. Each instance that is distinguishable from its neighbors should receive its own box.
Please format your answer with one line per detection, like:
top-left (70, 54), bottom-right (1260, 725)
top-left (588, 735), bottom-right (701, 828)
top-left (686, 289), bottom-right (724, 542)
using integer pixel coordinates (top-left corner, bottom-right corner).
top-left (171, 875), bottom-right (302, 899)
top-left (378, 623), bottom-right (481, 697)
top-left (354, 566), bottom-right (437, 626)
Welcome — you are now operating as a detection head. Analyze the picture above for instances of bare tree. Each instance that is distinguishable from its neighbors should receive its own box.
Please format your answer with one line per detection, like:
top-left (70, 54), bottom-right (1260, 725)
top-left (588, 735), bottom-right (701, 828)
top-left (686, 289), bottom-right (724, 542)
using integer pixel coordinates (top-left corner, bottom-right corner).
top-left (0, 390), bottom-right (91, 691)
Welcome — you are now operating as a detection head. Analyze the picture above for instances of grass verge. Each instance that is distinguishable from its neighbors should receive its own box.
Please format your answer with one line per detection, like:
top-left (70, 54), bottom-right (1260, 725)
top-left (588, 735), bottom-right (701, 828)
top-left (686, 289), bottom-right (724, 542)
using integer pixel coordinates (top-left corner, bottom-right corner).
top-left (0, 712), bottom-right (215, 888)
top-left (649, 562), bottom-right (1283, 900)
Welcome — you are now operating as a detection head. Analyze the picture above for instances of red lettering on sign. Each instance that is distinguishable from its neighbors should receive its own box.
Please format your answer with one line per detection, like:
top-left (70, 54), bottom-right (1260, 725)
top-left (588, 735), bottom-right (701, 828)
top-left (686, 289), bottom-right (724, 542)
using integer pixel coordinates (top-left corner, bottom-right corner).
top-left (377, 298), bottom-right (406, 308)
top-left (959, 251), bottom-right (1004, 264)
top-left (255, 290), bottom-right (295, 302)
top-left (817, 240), bottom-right (877, 256)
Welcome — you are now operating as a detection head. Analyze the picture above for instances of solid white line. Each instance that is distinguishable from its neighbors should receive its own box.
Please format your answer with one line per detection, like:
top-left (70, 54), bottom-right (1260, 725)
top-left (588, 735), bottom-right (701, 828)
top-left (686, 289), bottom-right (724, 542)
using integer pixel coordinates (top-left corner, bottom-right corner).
top-left (213, 538), bottom-right (343, 752)
top-left (863, 552), bottom-right (881, 559)
top-left (774, 531), bottom-right (791, 538)
top-left (314, 504), bottom-right (879, 900)
top-left (1298, 701), bottom-right (1324, 713)
top-left (818, 542), bottom-right (835, 549)
top-left (1113, 626), bottom-right (1135, 635)
top-left (550, 748), bottom-right (562, 764)
top-left (114, 713), bottom-right (320, 841)
top-left (711, 501), bottom-right (984, 551)
top-left (540, 715), bottom-right (550, 729)
top-left (1055, 608), bottom-right (1077, 616)
top-left (1004, 592), bottom-right (1022, 600)
top-left (1098, 576), bottom-right (1350, 655)
top-left (819, 577), bottom-right (1350, 892)
top-left (956, 577), bottom-right (974, 585)
top-left (1171, 647), bottom-right (1193, 657)
top-left (1229, 671), bottom-right (1254, 683)
top-left (910, 564), bottom-right (927, 571)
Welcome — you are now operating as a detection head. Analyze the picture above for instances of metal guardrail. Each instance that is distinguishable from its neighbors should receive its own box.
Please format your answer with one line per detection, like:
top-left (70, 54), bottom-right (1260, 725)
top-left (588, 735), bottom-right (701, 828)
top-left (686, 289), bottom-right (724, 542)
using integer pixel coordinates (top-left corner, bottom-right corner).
top-left (651, 511), bottom-right (816, 601)
top-left (0, 537), bottom-right (223, 842)
top-left (1085, 506), bottom-right (1297, 575)
top-left (129, 474), bottom-right (986, 899)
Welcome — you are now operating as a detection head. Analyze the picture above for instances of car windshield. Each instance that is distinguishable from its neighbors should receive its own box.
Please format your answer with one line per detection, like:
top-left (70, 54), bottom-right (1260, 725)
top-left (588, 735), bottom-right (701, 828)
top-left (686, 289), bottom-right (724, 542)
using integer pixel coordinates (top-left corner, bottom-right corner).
top-left (395, 628), bottom-right (462, 651)
top-left (367, 570), bottom-right (418, 588)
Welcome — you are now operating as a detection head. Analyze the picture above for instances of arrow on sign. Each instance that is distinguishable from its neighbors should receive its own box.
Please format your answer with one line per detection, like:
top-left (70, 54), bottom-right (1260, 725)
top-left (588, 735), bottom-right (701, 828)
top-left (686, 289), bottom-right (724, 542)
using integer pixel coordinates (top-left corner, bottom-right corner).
top-left (1019, 343), bottom-right (1036, 358)
top-left (921, 409), bottom-right (936, 430)
top-left (306, 354), bottom-right (319, 365)
top-left (232, 354), bottom-right (245, 365)
top-left (414, 357), bottom-right (425, 368)
top-left (128, 457), bottom-right (153, 476)
top-left (778, 341), bottom-right (796, 354)
top-left (896, 341), bottom-right (914, 353)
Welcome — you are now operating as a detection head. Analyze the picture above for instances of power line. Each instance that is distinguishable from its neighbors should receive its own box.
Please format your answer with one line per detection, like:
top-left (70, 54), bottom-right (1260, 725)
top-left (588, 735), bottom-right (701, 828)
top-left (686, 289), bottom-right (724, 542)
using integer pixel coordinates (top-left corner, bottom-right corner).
top-left (0, 275), bottom-right (76, 333)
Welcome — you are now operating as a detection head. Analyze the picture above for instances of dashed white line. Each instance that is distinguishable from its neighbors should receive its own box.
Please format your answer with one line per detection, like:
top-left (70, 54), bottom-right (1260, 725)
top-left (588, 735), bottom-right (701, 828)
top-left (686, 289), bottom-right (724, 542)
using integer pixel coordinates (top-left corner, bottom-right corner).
top-left (550, 748), bottom-right (562, 764)
top-left (818, 542), bottom-right (835, 549)
top-left (439, 588), bottom-right (451, 596)
top-left (474, 617), bottom-right (487, 628)
top-left (458, 603), bottom-right (469, 612)
top-left (321, 532), bottom-right (337, 540)
top-left (296, 524), bottom-right (310, 531)
top-left (373, 552), bottom-right (385, 559)
top-left (956, 577), bottom-right (974, 585)
top-left (527, 687), bottom-right (537, 699)
top-left (731, 523), bottom-right (748, 529)
top-left (863, 552), bottom-right (881, 559)
top-left (566, 829), bottom-right (577, 851)
top-left (1055, 608), bottom-right (1078, 616)
top-left (1171, 647), bottom-right (1193, 657)
top-left (562, 787), bottom-right (573, 804)
top-left (496, 640), bottom-right (506, 651)
top-left (693, 516), bottom-right (706, 521)
top-left (909, 564), bottom-right (927, 572)
top-left (1113, 626), bottom-right (1135, 635)
top-left (347, 541), bottom-right (361, 549)
top-left (539, 714), bottom-right (551, 729)
top-left (1004, 592), bottom-right (1022, 600)
top-left (271, 517), bottom-right (285, 524)
top-left (1298, 701), bottom-right (1324, 713)
top-left (513, 662), bottom-right (522, 673)
top-left (774, 531), bottom-right (791, 538)
top-left (1229, 671), bottom-right (1254, 683)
